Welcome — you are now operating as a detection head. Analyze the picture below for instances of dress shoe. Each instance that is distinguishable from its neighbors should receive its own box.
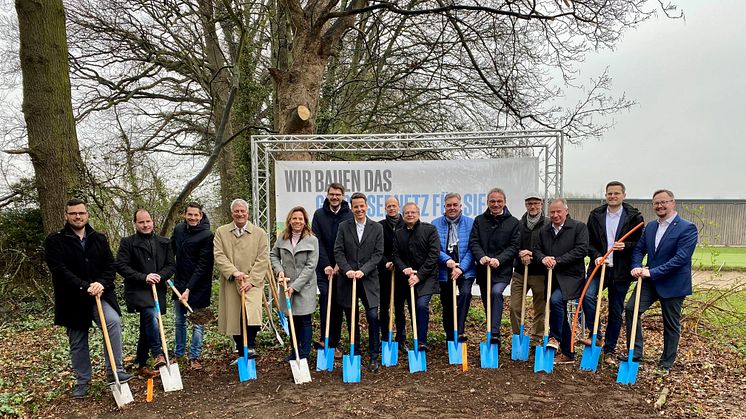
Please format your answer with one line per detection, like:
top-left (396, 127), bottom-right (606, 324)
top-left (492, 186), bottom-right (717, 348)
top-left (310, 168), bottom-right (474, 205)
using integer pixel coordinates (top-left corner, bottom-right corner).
top-left (153, 354), bottom-right (167, 369)
top-left (556, 354), bottom-right (575, 364)
top-left (71, 383), bottom-right (89, 399)
top-left (190, 359), bottom-right (203, 370)
top-left (546, 337), bottom-right (560, 350)
top-left (617, 354), bottom-right (642, 363)
top-left (106, 371), bottom-right (133, 386)
top-left (368, 357), bottom-right (380, 373)
top-left (603, 353), bottom-right (617, 366)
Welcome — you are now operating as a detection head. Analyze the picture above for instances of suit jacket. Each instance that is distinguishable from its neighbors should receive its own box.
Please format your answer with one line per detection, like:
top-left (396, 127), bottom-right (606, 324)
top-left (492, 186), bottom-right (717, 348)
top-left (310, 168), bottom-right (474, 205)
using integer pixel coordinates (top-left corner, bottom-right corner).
top-left (392, 220), bottom-right (441, 296)
top-left (116, 232), bottom-right (175, 313)
top-left (334, 217), bottom-right (384, 308)
top-left (632, 214), bottom-right (697, 298)
top-left (533, 217), bottom-right (589, 300)
top-left (587, 202), bottom-right (644, 283)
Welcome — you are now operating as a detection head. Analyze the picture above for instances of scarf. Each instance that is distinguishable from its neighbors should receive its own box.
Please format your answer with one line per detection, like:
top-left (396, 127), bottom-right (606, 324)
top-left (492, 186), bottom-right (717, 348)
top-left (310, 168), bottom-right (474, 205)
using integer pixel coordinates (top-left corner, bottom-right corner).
top-left (446, 215), bottom-right (460, 253)
top-left (386, 214), bottom-right (400, 230)
top-left (526, 213), bottom-right (542, 231)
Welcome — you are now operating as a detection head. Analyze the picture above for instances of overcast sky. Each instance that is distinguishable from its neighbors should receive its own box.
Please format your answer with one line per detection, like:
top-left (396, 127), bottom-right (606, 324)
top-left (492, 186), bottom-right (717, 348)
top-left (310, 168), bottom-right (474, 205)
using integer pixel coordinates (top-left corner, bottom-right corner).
top-left (563, 0), bottom-right (746, 199)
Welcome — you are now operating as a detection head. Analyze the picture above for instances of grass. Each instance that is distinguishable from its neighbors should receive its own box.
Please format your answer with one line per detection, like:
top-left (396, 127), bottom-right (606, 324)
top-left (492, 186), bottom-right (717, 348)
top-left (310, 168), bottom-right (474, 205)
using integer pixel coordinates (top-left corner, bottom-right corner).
top-left (693, 246), bottom-right (746, 270)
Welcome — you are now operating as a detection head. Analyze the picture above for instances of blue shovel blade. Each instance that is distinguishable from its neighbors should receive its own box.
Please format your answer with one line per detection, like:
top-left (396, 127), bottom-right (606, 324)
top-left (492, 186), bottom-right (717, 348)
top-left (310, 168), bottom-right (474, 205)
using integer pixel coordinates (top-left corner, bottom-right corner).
top-left (382, 340), bottom-right (399, 367)
top-left (511, 334), bottom-right (530, 361)
top-left (580, 343), bottom-right (602, 372)
top-left (479, 342), bottom-right (499, 369)
top-left (534, 344), bottom-right (555, 374)
top-left (315, 347), bottom-right (335, 372)
top-left (279, 311), bottom-right (289, 336)
top-left (407, 348), bottom-right (427, 373)
top-left (342, 353), bottom-right (361, 383)
top-left (616, 350), bottom-right (639, 384)
top-left (447, 340), bottom-right (462, 364)
top-left (238, 356), bottom-right (257, 382)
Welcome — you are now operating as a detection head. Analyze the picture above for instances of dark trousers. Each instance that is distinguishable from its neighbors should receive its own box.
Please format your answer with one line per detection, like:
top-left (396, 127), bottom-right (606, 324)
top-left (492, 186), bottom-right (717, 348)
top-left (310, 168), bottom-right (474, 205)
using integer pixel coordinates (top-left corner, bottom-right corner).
top-left (380, 272), bottom-right (408, 343)
top-left (135, 307), bottom-right (162, 367)
top-left (476, 277), bottom-right (509, 340)
top-left (603, 279), bottom-right (632, 354)
top-left (233, 304), bottom-right (260, 350)
top-left (581, 272), bottom-right (602, 334)
top-left (334, 285), bottom-right (380, 358)
top-left (549, 287), bottom-right (574, 357)
top-left (289, 314), bottom-right (312, 359)
top-left (317, 272), bottom-right (343, 346)
top-left (440, 277), bottom-right (475, 341)
top-left (625, 281), bottom-right (685, 369)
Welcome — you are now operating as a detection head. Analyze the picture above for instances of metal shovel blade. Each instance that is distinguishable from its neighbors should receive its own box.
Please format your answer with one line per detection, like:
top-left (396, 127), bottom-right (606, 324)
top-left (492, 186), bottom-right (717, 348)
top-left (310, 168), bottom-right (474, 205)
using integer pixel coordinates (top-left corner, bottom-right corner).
top-left (533, 341), bottom-right (555, 374)
top-left (381, 339), bottom-right (399, 367)
top-left (407, 347), bottom-right (427, 373)
top-left (159, 363), bottom-right (184, 392)
top-left (447, 339), bottom-right (462, 364)
top-left (342, 351), bottom-right (361, 383)
top-left (238, 350), bottom-right (257, 382)
top-left (109, 382), bottom-right (134, 408)
top-left (479, 342), bottom-right (499, 369)
top-left (290, 358), bottom-right (312, 384)
top-left (580, 333), bottom-right (602, 372)
top-left (511, 324), bottom-right (530, 361)
top-left (316, 344), bottom-right (335, 372)
top-left (616, 350), bottom-right (639, 385)
top-left (278, 311), bottom-right (290, 336)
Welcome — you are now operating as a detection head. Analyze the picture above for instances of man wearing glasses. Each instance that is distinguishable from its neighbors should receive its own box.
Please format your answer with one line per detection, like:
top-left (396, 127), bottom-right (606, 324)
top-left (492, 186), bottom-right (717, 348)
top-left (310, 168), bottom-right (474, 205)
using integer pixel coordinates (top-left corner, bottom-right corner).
top-left (44, 198), bottom-right (132, 398)
top-left (628, 189), bottom-right (697, 375)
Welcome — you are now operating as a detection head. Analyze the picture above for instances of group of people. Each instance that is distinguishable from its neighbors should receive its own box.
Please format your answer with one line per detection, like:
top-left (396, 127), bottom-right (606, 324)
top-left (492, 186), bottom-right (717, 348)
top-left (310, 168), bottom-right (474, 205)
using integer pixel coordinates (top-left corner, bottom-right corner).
top-left (45, 181), bottom-right (697, 398)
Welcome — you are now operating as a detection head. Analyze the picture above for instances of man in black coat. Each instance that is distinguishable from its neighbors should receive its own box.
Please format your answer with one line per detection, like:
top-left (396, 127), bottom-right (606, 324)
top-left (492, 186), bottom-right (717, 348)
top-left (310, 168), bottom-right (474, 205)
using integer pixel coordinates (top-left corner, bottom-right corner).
top-left (392, 202), bottom-right (440, 352)
top-left (44, 198), bottom-right (132, 399)
top-left (377, 196), bottom-right (408, 349)
top-left (116, 209), bottom-right (175, 375)
top-left (311, 182), bottom-right (353, 349)
top-left (333, 192), bottom-right (384, 371)
top-left (534, 197), bottom-right (589, 363)
top-left (468, 188), bottom-right (520, 348)
top-left (585, 181), bottom-right (643, 365)
top-left (170, 202), bottom-right (214, 370)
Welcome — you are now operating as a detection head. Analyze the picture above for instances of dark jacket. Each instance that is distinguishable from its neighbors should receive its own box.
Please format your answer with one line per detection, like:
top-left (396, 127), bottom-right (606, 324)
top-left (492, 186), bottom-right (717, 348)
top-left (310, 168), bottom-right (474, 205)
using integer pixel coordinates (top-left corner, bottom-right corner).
top-left (392, 220), bottom-right (441, 296)
top-left (533, 217), bottom-right (589, 300)
top-left (170, 212), bottom-right (214, 309)
top-left (312, 199), bottom-right (353, 275)
top-left (378, 216), bottom-right (406, 286)
top-left (586, 202), bottom-right (644, 283)
top-left (513, 212), bottom-right (550, 276)
top-left (45, 223), bottom-right (120, 330)
top-left (334, 218), bottom-right (384, 308)
top-left (116, 232), bottom-right (175, 313)
top-left (469, 207), bottom-right (521, 284)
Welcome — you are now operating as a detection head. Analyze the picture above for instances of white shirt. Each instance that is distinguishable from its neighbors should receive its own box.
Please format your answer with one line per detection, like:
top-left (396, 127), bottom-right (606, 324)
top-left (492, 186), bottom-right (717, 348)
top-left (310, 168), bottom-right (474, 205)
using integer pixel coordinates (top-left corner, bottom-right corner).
top-left (605, 207), bottom-right (623, 266)
top-left (553, 223), bottom-right (564, 236)
top-left (355, 219), bottom-right (366, 242)
top-left (232, 223), bottom-right (247, 238)
top-left (654, 212), bottom-right (677, 251)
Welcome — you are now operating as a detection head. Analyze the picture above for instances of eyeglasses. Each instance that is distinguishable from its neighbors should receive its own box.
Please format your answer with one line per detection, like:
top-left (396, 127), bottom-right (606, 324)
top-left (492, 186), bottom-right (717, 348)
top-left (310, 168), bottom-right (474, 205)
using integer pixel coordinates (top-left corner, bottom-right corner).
top-left (652, 199), bottom-right (673, 206)
top-left (66, 212), bottom-right (88, 217)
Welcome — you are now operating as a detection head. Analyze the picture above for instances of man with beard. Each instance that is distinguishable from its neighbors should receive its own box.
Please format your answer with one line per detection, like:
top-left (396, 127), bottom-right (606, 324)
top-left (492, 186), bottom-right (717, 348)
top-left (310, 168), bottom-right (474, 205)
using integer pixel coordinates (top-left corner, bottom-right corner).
top-left (170, 202), bottom-right (214, 370)
top-left (45, 198), bottom-right (132, 398)
top-left (116, 209), bottom-right (175, 376)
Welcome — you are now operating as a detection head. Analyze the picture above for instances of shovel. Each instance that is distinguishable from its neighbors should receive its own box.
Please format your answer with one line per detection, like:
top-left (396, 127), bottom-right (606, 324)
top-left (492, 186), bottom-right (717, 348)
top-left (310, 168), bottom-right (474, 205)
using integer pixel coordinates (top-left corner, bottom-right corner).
top-left (580, 263), bottom-right (607, 372)
top-left (262, 292), bottom-right (284, 346)
top-left (447, 265), bottom-right (464, 365)
top-left (166, 279), bottom-right (193, 313)
top-left (280, 275), bottom-right (312, 384)
top-left (316, 273), bottom-right (335, 371)
top-left (381, 270), bottom-right (398, 367)
top-left (407, 285), bottom-right (427, 373)
top-left (511, 265), bottom-right (531, 361)
top-left (342, 278), bottom-right (361, 383)
top-left (95, 295), bottom-right (134, 408)
top-left (266, 265), bottom-right (290, 336)
top-left (534, 268), bottom-right (556, 374)
top-left (617, 275), bottom-right (643, 385)
top-left (479, 267), bottom-right (499, 369)
top-left (237, 289), bottom-right (257, 382)
top-left (152, 284), bottom-right (183, 392)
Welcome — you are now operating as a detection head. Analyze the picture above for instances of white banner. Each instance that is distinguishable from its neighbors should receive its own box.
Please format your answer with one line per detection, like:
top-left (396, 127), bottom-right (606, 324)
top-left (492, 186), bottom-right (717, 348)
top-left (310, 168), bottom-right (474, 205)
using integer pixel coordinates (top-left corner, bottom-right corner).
top-left (273, 159), bottom-right (539, 231)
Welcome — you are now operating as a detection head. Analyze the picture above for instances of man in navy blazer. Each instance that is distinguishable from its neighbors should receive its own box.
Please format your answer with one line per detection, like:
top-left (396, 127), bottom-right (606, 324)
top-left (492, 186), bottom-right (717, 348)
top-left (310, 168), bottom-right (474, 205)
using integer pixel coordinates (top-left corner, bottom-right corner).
top-left (628, 189), bottom-right (698, 373)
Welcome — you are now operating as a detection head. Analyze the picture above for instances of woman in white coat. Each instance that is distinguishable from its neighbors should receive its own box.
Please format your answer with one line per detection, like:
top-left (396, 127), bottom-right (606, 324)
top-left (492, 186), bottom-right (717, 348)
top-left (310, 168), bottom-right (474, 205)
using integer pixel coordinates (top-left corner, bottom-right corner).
top-left (270, 206), bottom-right (319, 360)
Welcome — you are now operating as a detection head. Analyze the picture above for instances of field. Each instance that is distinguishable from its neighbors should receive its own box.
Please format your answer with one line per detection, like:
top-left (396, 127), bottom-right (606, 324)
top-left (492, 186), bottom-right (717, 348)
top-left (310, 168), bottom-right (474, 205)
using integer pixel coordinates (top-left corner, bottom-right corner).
top-left (692, 246), bottom-right (746, 270)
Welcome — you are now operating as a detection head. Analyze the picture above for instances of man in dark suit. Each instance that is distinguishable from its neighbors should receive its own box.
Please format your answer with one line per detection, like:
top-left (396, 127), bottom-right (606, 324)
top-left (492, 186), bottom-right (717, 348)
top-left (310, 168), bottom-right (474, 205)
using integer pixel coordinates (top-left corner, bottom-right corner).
top-left (334, 192), bottom-right (385, 371)
top-left (534, 197), bottom-right (589, 364)
top-left (628, 189), bottom-right (697, 374)
top-left (377, 196), bottom-right (408, 349)
top-left (585, 181), bottom-right (643, 365)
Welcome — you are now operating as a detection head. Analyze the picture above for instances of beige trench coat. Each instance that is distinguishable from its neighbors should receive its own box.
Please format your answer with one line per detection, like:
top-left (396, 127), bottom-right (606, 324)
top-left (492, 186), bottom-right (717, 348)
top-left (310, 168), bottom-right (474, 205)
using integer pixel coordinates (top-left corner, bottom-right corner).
top-left (213, 222), bottom-right (268, 335)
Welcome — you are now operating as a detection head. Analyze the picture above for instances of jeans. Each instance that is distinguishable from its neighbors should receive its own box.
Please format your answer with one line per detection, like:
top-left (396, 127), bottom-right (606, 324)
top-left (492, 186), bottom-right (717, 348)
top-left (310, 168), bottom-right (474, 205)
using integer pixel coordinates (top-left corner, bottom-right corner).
top-left (582, 273), bottom-right (601, 335)
top-left (440, 276), bottom-right (475, 341)
top-left (413, 293), bottom-right (432, 345)
top-left (549, 287), bottom-right (574, 357)
top-left (625, 281), bottom-right (685, 369)
top-left (173, 302), bottom-right (205, 360)
top-left (477, 278), bottom-right (509, 340)
top-left (289, 314), bottom-right (312, 359)
top-left (603, 279), bottom-right (632, 354)
top-left (509, 272), bottom-right (546, 342)
top-left (335, 285), bottom-right (380, 358)
top-left (66, 300), bottom-right (125, 385)
top-left (135, 307), bottom-right (162, 367)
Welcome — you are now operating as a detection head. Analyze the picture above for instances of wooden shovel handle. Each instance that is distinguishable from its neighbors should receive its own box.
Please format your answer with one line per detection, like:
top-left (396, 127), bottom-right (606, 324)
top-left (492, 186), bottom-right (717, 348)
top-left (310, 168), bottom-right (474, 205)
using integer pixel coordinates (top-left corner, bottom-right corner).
top-left (388, 271), bottom-right (396, 332)
top-left (280, 275), bottom-right (301, 360)
top-left (628, 276), bottom-right (644, 350)
top-left (519, 265), bottom-right (528, 326)
top-left (324, 273), bottom-right (333, 340)
top-left (485, 267), bottom-right (492, 335)
top-left (591, 263), bottom-right (607, 336)
top-left (349, 278), bottom-right (357, 346)
top-left (151, 284), bottom-right (171, 366)
top-left (543, 269), bottom-right (553, 338)
top-left (95, 295), bottom-right (120, 379)
top-left (410, 285), bottom-right (418, 341)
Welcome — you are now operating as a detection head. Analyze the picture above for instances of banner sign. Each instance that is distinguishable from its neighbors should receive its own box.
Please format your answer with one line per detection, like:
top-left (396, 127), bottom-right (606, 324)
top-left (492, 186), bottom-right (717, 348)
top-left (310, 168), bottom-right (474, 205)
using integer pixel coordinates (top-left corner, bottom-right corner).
top-left (274, 159), bottom-right (539, 230)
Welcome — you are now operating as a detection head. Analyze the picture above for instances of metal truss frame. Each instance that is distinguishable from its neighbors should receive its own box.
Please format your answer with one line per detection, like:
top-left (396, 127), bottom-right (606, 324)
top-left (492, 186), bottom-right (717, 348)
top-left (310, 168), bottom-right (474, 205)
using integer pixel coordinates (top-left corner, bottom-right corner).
top-left (251, 130), bottom-right (564, 233)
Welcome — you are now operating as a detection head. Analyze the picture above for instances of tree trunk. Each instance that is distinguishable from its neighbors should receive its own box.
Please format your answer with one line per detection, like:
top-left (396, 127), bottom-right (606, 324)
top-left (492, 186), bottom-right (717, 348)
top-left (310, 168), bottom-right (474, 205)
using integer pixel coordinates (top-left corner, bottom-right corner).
top-left (16, 0), bottom-right (85, 234)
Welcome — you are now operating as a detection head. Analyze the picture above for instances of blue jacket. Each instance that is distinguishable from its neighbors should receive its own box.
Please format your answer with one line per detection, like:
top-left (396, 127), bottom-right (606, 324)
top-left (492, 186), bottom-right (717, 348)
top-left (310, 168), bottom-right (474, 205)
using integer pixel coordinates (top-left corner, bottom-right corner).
top-left (632, 214), bottom-right (697, 299)
top-left (431, 213), bottom-right (476, 282)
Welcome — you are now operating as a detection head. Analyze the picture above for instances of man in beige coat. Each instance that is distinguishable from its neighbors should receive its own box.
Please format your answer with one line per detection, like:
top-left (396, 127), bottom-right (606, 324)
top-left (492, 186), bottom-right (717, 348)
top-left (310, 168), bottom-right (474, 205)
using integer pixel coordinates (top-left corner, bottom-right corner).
top-left (214, 198), bottom-right (268, 360)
